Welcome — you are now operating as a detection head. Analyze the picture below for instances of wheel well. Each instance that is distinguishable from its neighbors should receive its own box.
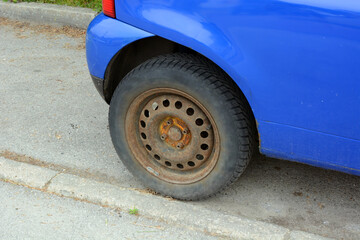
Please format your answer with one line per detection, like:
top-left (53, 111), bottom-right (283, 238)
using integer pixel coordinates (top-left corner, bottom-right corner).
top-left (103, 36), bottom-right (197, 103)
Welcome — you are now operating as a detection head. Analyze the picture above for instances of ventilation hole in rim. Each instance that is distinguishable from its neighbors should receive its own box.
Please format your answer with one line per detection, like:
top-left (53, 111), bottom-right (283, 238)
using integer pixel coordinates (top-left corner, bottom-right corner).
top-left (200, 131), bottom-right (208, 138)
top-left (154, 154), bottom-right (160, 160)
top-left (201, 144), bottom-right (209, 150)
top-left (196, 154), bottom-right (204, 160)
top-left (141, 133), bottom-right (147, 139)
top-left (163, 99), bottom-right (170, 107)
top-left (186, 108), bottom-right (194, 116)
top-left (144, 110), bottom-right (150, 118)
top-left (140, 121), bottom-right (146, 128)
top-left (177, 164), bottom-right (184, 169)
top-left (175, 101), bottom-right (182, 109)
top-left (152, 102), bottom-right (159, 111)
top-left (165, 161), bottom-right (172, 166)
top-left (195, 118), bottom-right (203, 126)
top-left (188, 161), bottom-right (195, 167)
top-left (145, 145), bottom-right (152, 151)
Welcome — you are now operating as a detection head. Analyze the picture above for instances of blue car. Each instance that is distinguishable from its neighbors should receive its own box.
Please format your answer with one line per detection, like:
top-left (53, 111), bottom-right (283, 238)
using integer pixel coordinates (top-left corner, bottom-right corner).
top-left (86, 0), bottom-right (360, 200)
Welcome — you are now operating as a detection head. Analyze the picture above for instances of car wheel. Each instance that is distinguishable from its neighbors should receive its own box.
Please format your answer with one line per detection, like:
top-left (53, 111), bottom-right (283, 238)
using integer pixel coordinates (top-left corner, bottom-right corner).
top-left (109, 53), bottom-right (256, 200)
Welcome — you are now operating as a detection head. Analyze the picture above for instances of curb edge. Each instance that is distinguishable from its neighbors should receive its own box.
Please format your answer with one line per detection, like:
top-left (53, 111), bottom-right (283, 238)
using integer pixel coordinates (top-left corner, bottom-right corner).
top-left (0, 2), bottom-right (96, 29)
top-left (0, 156), bottom-right (332, 240)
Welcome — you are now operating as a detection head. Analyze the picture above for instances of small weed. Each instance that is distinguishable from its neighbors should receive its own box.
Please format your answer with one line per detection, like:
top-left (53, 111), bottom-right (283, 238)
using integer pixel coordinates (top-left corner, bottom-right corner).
top-left (128, 206), bottom-right (139, 215)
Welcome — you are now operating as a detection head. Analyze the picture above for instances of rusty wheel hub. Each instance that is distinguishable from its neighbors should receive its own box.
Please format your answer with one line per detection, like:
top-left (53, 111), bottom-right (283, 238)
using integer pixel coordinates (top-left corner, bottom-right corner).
top-left (160, 116), bottom-right (191, 148)
top-left (125, 88), bottom-right (220, 184)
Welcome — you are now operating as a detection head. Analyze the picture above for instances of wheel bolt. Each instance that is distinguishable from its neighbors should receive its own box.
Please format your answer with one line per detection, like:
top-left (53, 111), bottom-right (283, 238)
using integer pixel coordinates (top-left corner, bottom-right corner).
top-left (160, 134), bottom-right (167, 141)
top-left (166, 119), bottom-right (173, 125)
top-left (182, 128), bottom-right (188, 134)
top-left (176, 143), bottom-right (184, 149)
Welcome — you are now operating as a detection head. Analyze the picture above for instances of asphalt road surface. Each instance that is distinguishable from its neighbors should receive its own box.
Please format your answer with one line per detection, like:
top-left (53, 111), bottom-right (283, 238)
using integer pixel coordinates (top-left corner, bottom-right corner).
top-left (1, 18), bottom-right (359, 239)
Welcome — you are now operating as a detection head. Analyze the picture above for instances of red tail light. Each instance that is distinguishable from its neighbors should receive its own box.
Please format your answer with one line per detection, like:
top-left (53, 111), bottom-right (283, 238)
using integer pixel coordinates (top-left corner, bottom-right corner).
top-left (102, 0), bottom-right (116, 18)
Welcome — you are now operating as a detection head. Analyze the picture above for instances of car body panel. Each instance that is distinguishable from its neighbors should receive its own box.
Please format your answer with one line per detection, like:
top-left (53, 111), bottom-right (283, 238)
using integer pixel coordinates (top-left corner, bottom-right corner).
top-left (86, 13), bottom-right (153, 79)
top-left (259, 120), bottom-right (360, 175)
top-left (86, 0), bottom-right (360, 175)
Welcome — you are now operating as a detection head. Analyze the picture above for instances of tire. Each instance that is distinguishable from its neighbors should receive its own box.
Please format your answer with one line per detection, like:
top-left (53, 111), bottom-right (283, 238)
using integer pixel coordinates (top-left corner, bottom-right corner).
top-left (109, 53), bottom-right (256, 200)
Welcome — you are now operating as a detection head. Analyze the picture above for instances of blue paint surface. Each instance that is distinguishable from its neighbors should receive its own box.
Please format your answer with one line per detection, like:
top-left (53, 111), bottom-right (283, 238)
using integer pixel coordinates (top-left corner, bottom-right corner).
top-left (86, 13), bottom-right (153, 79)
top-left (86, 1), bottom-right (360, 175)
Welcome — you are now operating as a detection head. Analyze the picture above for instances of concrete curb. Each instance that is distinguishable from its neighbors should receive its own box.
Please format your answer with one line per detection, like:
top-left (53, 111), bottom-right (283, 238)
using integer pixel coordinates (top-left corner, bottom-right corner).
top-left (0, 156), bottom-right (331, 240)
top-left (0, 157), bottom-right (58, 189)
top-left (0, 2), bottom-right (97, 29)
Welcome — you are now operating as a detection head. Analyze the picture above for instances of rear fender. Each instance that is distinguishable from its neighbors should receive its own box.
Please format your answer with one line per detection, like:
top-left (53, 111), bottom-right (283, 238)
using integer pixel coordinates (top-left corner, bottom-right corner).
top-left (86, 13), bottom-right (153, 79)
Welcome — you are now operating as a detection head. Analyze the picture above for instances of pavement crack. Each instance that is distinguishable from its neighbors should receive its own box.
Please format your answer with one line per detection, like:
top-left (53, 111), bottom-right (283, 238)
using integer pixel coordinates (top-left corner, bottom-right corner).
top-left (43, 172), bottom-right (62, 190)
top-left (283, 231), bottom-right (291, 240)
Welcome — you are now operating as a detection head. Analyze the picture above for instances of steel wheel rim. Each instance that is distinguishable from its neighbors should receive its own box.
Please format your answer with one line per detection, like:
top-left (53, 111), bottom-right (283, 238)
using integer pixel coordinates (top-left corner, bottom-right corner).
top-left (125, 88), bottom-right (220, 184)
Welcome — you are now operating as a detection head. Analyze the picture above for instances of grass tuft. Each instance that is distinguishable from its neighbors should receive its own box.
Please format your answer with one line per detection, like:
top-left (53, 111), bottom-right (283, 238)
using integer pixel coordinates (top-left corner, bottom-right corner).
top-left (128, 206), bottom-right (139, 215)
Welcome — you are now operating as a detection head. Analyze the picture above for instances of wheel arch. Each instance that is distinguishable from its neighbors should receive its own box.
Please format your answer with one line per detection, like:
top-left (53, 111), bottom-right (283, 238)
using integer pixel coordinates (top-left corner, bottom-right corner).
top-left (104, 36), bottom-right (249, 105)
top-left (103, 36), bottom-right (192, 103)
top-left (104, 36), bottom-right (259, 147)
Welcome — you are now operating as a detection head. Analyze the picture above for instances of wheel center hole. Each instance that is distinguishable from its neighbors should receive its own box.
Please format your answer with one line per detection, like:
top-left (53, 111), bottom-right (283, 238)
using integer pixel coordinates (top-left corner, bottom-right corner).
top-left (168, 127), bottom-right (182, 141)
